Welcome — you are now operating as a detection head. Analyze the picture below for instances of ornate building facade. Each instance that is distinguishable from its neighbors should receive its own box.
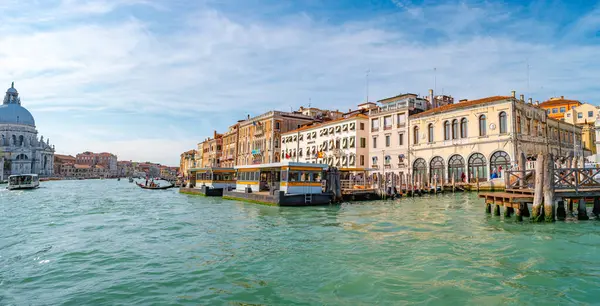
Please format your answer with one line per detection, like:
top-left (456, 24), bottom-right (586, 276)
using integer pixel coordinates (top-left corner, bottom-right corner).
top-left (0, 82), bottom-right (54, 179)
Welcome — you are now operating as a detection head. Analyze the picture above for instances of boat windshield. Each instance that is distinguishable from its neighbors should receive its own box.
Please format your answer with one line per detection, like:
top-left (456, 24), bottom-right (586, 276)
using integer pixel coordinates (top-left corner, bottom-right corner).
top-left (9, 176), bottom-right (34, 185)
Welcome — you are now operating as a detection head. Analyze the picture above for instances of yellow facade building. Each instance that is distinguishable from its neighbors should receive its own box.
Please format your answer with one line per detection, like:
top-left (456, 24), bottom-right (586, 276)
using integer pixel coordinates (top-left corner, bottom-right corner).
top-left (539, 96), bottom-right (581, 120)
top-left (564, 103), bottom-right (598, 155)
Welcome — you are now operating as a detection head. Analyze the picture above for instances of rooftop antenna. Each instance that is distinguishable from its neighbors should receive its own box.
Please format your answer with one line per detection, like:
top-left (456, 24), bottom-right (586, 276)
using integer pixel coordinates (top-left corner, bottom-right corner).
top-left (526, 58), bottom-right (530, 96)
top-left (308, 97), bottom-right (311, 108)
top-left (366, 68), bottom-right (370, 103)
top-left (434, 67), bottom-right (437, 94)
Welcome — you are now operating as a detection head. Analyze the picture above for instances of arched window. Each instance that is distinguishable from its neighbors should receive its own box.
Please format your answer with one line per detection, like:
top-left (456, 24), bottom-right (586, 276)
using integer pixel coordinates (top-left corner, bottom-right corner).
top-left (15, 154), bottom-right (28, 160)
top-left (12, 135), bottom-right (17, 146)
top-left (479, 115), bottom-right (487, 136)
top-left (444, 121), bottom-right (450, 140)
top-left (490, 151), bottom-right (510, 178)
top-left (468, 153), bottom-right (487, 182)
top-left (413, 126), bottom-right (419, 144)
top-left (428, 123), bottom-right (434, 143)
top-left (413, 158), bottom-right (427, 179)
top-left (430, 156), bottom-right (445, 183)
top-left (452, 119), bottom-right (459, 139)
top-left (499, 112), bottom-right (507, 134)
top-left (448, 154), bottom-right (466, 182)
top-left (18, 135), bottom-right (24, 146)
top-left (460, 118), bottom-right (467, 138)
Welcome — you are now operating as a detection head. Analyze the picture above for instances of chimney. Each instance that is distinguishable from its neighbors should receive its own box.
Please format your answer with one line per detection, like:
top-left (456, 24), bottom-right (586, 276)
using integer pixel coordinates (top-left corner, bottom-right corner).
top-left (511, 91), bottom-right (516, 98)
top-left (247, 114), bottom-right (250, 120)
top-left (561, 95), bottom-right (564, 99)
top-left (520, 94), bottom-right (524, 102)
top-left (528, 98), bottom-right (533, 104)
top-left (535, 100), bottom-right (539, 106)
top-left (459, 99), bottom-right (468, 103)
top-left (429, 89), bottom-right (435, 108)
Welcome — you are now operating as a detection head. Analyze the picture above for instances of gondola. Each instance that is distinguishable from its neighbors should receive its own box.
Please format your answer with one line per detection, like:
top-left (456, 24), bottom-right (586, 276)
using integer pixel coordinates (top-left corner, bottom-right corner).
top-left (136, 183), bottom-right (175, 190)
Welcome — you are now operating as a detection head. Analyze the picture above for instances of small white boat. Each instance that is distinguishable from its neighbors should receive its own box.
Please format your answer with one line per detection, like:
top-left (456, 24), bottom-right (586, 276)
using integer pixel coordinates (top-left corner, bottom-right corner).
top-left (7, 174), bottom-right (40, 190)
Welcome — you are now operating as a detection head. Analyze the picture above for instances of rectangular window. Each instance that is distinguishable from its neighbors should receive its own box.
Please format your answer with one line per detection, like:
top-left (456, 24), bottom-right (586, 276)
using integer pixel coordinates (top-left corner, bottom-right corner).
top-left (372, 137), bottom-right (377, 149)
top-left (384, 116), bottom-right (392, 130)
top-left (360, 155), bottom-right (365, 166)
top-left (397, 113), bottom-right (406, 127)
top-left (399, 133), bottom-right (404, 146)
top-left (360, 137), bottom-right (366, 148)
top-left (360, 123), bottom-right (365, 130)
top-left (371, 119), bottom-right (379, 132)
top-left (589, 111), bottom-right (594, 118)
top-left (560, 107), bottom-right (566, 113)
top-left (276, 122), bottom-right (280, 130)
top-left (567, 113), bottom-right (571, 117)
top-left (578, 112), bottom-right (583, 119)
top-left (552, 108), bottom-right (558, 114)
top-left (385, 135), bottom-right (390, 147)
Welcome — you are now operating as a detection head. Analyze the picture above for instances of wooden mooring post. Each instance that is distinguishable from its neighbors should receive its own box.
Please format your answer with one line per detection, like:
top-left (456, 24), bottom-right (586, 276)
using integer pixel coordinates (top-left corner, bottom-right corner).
top-left (531, 153), bottom-right (545, 222)
top-left (578, 198), bottom-right (589, 220)
top-left (593, 197), bottom-right (600, 218)
top-left (543, 153), bottom-right (555, 222)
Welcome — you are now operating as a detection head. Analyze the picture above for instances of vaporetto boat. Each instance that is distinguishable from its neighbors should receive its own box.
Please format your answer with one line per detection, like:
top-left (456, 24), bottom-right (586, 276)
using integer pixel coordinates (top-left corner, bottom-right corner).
top-left (7, 174), bottom-right (40, 190)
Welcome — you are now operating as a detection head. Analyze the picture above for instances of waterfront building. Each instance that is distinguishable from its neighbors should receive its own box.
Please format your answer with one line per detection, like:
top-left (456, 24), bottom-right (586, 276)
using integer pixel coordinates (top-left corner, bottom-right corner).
top-left (564, 103), bottom-right (598, 156)
top-left (75, 151), bottom-right (118, 177)
top-left (198, 131), bottom-right (223, 168)
top-left (368, 93), bottom-right (428, 178)
top-left (0, 82), bottom-right (54, 180)
top-left (408, 92), bottom-right (582, 184)
top-left (236, 110), bottom-right (317, 166)
top-left (595, 118), bottom-right (600, 162)
top-left (179, 150), bottom-right (196, 179)
top-left (54, 154), bottom-right (76, 177)
top-left (220, 123), bottom-right (240, 168)
top-left (280, 113), bottom-right (370, 168)
top-left (539, 96), bottom-right (581, 120)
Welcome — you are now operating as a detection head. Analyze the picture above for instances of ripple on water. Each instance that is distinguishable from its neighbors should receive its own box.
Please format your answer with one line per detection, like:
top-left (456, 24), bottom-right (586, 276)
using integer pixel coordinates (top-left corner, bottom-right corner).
top-left (1, 181), bottom-right (600, 305)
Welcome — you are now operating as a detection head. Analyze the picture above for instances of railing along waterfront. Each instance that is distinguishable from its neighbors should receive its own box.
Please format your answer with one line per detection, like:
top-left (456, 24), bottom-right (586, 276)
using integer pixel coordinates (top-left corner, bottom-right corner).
top-left (505, 168), bottom-right (600, 193)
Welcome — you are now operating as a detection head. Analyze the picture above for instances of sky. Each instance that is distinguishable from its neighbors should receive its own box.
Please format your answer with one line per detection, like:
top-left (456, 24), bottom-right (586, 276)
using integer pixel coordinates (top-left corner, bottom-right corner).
top-left (1, 0), bottom-right (599, 166)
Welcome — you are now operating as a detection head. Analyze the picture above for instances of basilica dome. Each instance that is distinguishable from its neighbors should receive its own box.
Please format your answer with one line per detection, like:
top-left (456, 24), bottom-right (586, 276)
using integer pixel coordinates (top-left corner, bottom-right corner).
top-left (0, 82), bottom-right (36, 127)
top-left (0, 103), bottom-right (36, 126)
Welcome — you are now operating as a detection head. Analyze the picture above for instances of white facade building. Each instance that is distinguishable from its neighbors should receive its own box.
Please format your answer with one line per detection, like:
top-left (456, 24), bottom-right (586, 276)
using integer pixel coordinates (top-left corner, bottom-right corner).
top-left (0, 82), bottom-right (54, 180)
top-left (280, 114), bottom-right (370, 168)
top-left (368, 93), bottom-right (427, 178)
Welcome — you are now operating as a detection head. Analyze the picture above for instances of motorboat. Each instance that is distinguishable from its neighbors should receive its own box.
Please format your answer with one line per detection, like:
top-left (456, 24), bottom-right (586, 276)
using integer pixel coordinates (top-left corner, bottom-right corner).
top-left (7, 174), bottom-right (40, 190)
top-left (136, 182), bottom-right (174, 190)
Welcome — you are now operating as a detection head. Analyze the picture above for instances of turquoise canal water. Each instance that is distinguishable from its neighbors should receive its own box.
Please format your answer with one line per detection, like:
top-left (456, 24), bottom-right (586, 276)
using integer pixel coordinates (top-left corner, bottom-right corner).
top-left (1, 180), bottom-right (600, 305)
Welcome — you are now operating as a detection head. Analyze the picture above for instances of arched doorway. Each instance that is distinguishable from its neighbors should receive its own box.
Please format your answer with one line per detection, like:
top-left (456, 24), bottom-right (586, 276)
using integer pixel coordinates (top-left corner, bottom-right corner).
top-left (413, 158), bottom-right (426, 180)
top-left (468, 153), bottom-right (487, 182)
top-left (490, 151), bottom-right (510, 178)
top-left (448, 154), bottom-right (465, 183)
top-left (430, 156), bottom-right (444, 183)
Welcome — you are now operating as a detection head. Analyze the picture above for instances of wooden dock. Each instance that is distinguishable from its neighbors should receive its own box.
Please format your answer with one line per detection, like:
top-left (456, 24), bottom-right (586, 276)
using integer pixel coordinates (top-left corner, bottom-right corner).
top-left (480, 153), bottom-right (600, 221)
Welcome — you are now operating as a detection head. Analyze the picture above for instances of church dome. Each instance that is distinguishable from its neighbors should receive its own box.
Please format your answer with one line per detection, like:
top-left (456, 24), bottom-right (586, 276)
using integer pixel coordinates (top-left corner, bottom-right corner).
top-left (0, 104), bottom-right (36, 126)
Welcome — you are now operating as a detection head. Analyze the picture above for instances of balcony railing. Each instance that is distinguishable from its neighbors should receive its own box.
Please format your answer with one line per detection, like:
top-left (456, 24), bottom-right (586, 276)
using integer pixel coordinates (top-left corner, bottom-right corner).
top-left (397, 122), bottom-right (406, 128)
top-left (384, 125), bottom-right (392, 131)
top-left (371, 127), bottom-right (379, 132)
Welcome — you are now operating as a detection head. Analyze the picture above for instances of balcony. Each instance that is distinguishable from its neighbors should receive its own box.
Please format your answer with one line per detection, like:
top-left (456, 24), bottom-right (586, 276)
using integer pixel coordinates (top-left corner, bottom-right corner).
top-left (397, 122), bottom-right (406, 128)
top-left (254, 128), bottom-right (265, 137)
top-left (384, 125), bottom-right (392, 131)
top-left (371, 127), bottom-right (379, 132)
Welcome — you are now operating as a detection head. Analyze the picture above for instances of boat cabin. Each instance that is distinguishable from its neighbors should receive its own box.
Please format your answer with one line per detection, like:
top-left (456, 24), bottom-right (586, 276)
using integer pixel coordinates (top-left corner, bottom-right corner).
top-left (7, 174), bottom-right (40, 190)
top-left (191, 167), bottom-right (236, 189)
top-left (235, 162), bottom-right (328, 194)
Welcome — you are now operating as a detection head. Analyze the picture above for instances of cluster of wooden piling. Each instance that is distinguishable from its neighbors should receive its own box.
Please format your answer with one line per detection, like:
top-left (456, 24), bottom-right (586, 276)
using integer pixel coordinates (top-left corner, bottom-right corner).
top-left (481, 153), bottom-right (600, 222)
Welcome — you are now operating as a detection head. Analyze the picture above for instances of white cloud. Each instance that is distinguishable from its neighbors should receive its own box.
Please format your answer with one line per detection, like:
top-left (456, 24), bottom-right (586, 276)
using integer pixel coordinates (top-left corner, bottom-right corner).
top-left (1, 0), bottom-right (599, 165)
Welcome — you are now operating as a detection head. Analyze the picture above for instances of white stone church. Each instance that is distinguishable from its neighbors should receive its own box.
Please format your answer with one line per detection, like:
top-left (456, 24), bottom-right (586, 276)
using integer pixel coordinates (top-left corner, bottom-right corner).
top-left (0, 82), bottom-right (54, 179)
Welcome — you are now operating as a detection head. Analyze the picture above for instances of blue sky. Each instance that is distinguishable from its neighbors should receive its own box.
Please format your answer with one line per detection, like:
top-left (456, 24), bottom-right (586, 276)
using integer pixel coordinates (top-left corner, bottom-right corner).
top-left (1, 0), bottom-right (599, 166)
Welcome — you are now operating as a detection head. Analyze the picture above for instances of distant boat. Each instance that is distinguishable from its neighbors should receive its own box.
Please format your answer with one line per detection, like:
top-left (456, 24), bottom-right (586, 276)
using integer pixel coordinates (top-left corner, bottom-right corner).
top-left (136, 182), bottom-right (174, 190)
top-left (7, 174), bottom-right (40, 190)
top-left (117, 177), bottom-right (121, 181)
top-left (129, 177), bottom-right (134, 183)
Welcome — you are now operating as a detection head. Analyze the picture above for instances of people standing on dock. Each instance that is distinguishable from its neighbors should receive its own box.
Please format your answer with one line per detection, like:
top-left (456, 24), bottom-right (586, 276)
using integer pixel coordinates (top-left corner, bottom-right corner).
top-left (460, 172), bottom-right (466, 182)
